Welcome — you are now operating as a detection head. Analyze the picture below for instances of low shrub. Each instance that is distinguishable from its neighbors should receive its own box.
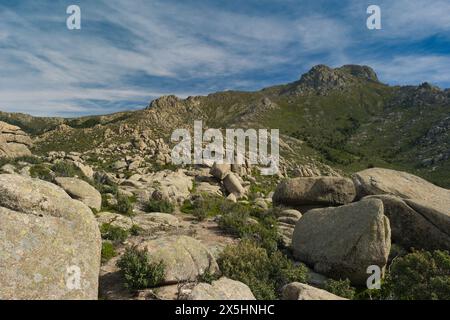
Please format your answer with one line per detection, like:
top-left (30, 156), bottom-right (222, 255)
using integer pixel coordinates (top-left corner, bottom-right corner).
top-left (30, 164), bottom-right (53, 181)
top-left (116, 246), bottom-right (166, 290)
top-left (384, 250), bottom-right (450, 300)
top-left (129, 224), bottom-right (143, 236)
top-left (146, 198), bottom-right (174, 214)
top-left (116, 194), bottom-right (135, 216)
top-left (218, 208), bottom-right (279, 253)
top-left (51, 161), bottom-right (84, 178)
top-left (100, 223), bottom-right (129, 244)
top-left (218, 240), bottom-right (308, 300)
top-left (324, 279), bottom-right (356, 299)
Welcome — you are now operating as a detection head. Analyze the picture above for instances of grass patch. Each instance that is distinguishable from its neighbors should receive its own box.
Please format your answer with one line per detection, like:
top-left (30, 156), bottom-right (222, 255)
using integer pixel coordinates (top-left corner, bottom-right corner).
top-left (101, 241), bottom-right (117, 263)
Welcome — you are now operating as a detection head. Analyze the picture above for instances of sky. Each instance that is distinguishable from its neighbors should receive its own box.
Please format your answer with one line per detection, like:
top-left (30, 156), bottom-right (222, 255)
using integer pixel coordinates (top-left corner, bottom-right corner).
top-left (0, 0), bottom-right (450, 117)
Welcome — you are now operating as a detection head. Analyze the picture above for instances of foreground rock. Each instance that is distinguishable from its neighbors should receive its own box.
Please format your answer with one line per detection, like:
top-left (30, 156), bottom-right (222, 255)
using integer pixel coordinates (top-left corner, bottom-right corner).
top-left (0, 121), bottom-right (33, 158)
top-left (273, 177), bottom-right (356, 207)
top-left (138, 236), bottom-right (219, 285)
top-left (281, 282), bottom-right (347, 300)
top-left (0, 174), bottom-right (101, 299)
top-left (366, 195), bottom-right (450, 251)
top-left (353, 168), bottom-right (450, 250)
top-left (187, 278), bottom-right (255, 300)
top-left (292, 198), bottom-right (391, 285)
top-left (55, 177), bottom-right (102, 211)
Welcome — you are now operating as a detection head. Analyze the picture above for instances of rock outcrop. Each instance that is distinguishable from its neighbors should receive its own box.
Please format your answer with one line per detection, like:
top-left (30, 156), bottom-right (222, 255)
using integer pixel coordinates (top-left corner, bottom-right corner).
top-left (0, 174), bottom-right (101, 299)
top-left (0, 121), bottom-right (33, 158)
top-left (292, 198), bottom-right (391, 285)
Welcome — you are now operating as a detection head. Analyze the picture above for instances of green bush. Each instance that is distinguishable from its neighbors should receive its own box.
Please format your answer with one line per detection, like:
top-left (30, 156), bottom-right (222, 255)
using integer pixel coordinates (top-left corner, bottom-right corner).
top-left (384, 250), bottom-right (450, 300)
top-left (181, 194), bottom-right (228, 221)
top-left (129, 224), bottom-right (143, 236)
top-left (101, 242), bottom-right (117, 263)
top-left (218, 207), bottom-right (279, 253)
top-left (324, 279), bottom-right (356, 299)
top-left (30, 164), bottom-right (53, 181)
top-left (116, 246), bottom-right (166, 290)
top-left (15, 155), bottom-right (43, 165)
top-left (218, 240), bottom-right (308, 300)
top-left (116, 194), bottom-right (135, 216)
top-left (51, 161), bottom-right (84, 178)
top-left (100, 223), bottom-right (129, 244)
top-left (146, 198), bottom-right (174, 214)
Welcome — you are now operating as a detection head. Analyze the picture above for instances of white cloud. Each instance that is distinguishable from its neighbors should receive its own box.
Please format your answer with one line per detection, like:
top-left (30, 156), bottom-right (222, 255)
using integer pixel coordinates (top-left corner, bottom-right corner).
top-left (369, 55), bottom-right (450, 86)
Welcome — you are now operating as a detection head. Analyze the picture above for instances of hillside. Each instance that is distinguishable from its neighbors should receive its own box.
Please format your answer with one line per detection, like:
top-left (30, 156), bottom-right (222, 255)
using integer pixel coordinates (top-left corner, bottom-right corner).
top-left (1, 64), bottom-right (449, 187)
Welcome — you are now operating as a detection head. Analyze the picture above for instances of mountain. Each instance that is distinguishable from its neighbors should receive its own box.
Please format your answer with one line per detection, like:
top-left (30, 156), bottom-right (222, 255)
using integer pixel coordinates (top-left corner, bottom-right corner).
top-left (1, 64), bottom-right (449, 187)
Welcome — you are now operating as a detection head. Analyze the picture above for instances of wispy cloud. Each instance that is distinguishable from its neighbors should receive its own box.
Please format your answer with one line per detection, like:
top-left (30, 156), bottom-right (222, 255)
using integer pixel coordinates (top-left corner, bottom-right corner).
top-left (0, 0), bottom-right (449, 116)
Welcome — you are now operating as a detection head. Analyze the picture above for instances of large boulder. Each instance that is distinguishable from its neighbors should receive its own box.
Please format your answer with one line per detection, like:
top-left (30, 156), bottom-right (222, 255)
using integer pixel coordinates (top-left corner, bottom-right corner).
top-left (0, 174), bottom-right (101, 299)
top-left (138, 236), bottom-right (219, 285)
top-left (292, 198), bottom-right (391, 285)
top-left (0, 121), bottom-right (33, 158)
top-left (353, 168), bottom-right (450, 250)
top-left (55, 177), bottom-right (102, 211)
top-left (365, 195), bottom-right (450, 251)
top-left (352, 168), bottom-right (450, 209)
top-left (273, 177), bottom-right (356, 207)
top-left (281, 282), bottom-right (347, 300)
top-left (187, 277), bottom-right (255, 300)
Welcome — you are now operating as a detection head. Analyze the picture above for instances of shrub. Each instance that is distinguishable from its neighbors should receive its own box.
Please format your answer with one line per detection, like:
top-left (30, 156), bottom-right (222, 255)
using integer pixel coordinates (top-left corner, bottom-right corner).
top-left (146, 198), bottom-right (174, 214)
top-left (101, 242), bottom-right (117, 263)
top-left (384, 250), bottom-right (450, 300)
top-left (100, 223), bottom-right (129, 244)
top-left (218, 240), bottom-right (308, 300)
top-left (181, 194), bottom-right (227, 221)
top-left (15, 155), bottom-right (43, 165)
top-left (116, 246), bottom-right (165, 290)
top-left (129, 224), bottom-right (143, 236)
top-left (219, 208), bottom-right (279, 253)
top-left (324, 279), bottom-right (356, 299)
top-left (116, 194), bottom-right (135, 216)
top-left (30, 164), bottom-right (53, 181)
top-left (51, 161), bottom-right (84, 178)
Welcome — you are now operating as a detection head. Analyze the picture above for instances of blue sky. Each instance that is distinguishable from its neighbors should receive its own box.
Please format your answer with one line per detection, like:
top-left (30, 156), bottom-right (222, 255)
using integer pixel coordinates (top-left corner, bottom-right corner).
top-left (1, 0), bottom-right (450, 117)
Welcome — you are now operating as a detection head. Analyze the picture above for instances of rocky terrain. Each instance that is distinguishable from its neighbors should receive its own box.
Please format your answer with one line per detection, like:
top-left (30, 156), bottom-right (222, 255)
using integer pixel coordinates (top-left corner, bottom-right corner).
top-left (0, 64), bottom-right (449, 300)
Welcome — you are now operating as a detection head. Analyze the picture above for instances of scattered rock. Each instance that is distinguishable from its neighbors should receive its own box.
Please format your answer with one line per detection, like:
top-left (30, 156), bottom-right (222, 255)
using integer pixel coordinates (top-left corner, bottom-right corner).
top-left (281, 282), bottom-right (347, 300)
top-left (96, 211), bottom-right (134, 230)
top-left (223, 172), bottom-right (246, 198)
top-left (210, 163), bottom-right (231, 180)
top-left (188, 277), bottom-right (255, 300)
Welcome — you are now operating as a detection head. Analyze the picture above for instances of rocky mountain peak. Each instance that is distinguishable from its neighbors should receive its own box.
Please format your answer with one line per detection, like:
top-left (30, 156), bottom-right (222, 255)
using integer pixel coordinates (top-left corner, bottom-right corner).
top-left (147, 95), bottom-right (181, 110)
top-left (285, 64), bottom-right (380, 96)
